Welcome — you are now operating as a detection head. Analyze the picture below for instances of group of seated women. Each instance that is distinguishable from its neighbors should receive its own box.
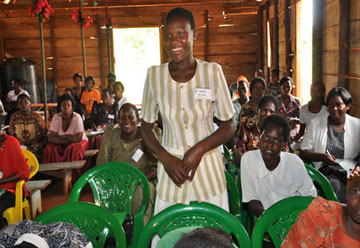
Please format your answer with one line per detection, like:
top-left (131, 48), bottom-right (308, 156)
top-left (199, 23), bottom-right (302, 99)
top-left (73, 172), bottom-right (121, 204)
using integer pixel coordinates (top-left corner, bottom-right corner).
top-left (231, 74), bottom-right (360, 204)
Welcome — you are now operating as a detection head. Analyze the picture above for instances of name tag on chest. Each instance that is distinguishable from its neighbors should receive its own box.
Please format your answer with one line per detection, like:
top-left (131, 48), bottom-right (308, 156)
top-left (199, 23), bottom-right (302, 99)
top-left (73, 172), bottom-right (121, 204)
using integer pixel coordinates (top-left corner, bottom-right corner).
top-left (194, 88), bottom-right (212, 100)
top-left (132, 149), bottom-right (144, 163)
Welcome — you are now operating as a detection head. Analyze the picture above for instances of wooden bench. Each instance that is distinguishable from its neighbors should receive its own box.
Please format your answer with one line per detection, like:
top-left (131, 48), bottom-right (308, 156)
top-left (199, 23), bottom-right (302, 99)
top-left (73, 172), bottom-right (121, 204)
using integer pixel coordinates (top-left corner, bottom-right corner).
top-left (26, 180), bottom-right (51, 219)
top-left (39, 160), bottom-right (86, 195)
top-left (84, 149), bottom-right (99, 158)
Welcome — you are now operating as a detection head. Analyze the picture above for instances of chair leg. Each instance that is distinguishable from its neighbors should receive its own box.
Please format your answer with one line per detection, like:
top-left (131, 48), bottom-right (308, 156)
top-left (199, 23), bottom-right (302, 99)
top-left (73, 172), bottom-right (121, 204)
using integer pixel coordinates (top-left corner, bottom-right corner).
top-left (23, 201), bottom-right (31, 220)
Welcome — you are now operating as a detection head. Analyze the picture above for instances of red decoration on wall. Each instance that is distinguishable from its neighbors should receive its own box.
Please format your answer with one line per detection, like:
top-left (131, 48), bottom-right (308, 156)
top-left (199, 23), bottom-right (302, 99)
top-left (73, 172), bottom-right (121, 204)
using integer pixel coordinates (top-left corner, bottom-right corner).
top-left (28, 0), bottom-right (53, 21)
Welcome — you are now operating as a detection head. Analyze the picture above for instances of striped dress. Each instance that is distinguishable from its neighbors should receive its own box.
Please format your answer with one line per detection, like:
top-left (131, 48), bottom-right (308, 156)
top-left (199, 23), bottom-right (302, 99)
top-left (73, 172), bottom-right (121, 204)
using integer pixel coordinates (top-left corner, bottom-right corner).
top-left (141, 59), bottom-right (234, 204)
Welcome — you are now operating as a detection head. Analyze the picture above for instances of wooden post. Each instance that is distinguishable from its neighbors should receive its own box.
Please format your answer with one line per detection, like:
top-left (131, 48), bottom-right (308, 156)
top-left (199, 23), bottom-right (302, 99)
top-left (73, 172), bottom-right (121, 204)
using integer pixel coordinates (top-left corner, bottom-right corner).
top-left (204, 10), bottom-right (209, 62)
top-left (285, 0), bottom-right (292, 77)
top-left (38, 15), bottom-right (48, 126)
top-left (274, 0), bottom-right (279, 70)
top-left (257, 6), bottom-right (264, 71)
top-left (338, 0), bottom-right (350, 89)
top-left (50, 17), bottom-right (57, 89)
top-left (79, 2), bottom-right (87, 79)
top-left (312, 0), bottom-right (323, 83)
top-left (105, 5), bottom-right (112, 74)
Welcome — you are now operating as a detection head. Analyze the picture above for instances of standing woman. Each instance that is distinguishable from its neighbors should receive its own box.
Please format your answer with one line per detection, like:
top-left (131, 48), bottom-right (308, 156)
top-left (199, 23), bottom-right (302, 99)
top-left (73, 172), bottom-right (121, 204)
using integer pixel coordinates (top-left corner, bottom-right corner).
top-left (9, 94), bottom-right (47, 160)
top-left (141, 7), bottom-right (235, 221)
top-left (42, 94), bottom-right (88, 163)
top-left (0, 133), bottom-right (30, 228)
top-left (276, 76), bottom-right (301, 142)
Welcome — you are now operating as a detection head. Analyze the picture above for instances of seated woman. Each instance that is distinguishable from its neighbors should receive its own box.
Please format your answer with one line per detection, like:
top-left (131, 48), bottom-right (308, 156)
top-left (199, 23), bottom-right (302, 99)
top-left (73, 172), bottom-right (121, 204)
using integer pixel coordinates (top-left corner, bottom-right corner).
top-left (276, 77), bottom-right (301, 143)
top-left (4, 79), bottom-right (29, 125)
top-left (235, 95), bottom-right (279, 162)
top-left (42, 94), bottom-right (88, 163)
top-left (113, 81), bottom-right (128, 123)
top-left (238, 77), bottom-right (266, 129)
top-left (281, 167), bottom-right (360, 247)
top-left (241, 115), bottom-right (316, 218)
top-left (96, 103), bottom-right (159, 224)
top-left (84, 88), bottom-right (115, 130)
top-left (300, 87), bottom-right (360, 203)
top-left (294, 81), bottom-right (328, 142)
top-left (85, 88), bottom-right (115, 149)
top-left (61, 88), bottom-right (83, 116)
top-left (0, 133), bottom-right (30, 228)
top-left (9, 94), bottom-right (47, 160)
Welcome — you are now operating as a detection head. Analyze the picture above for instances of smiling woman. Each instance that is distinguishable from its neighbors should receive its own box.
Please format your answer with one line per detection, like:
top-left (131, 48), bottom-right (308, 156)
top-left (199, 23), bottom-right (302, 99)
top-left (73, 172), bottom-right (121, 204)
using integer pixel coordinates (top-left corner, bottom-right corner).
top-left (140, 10), bottom-right (236, 241)
top-left (96, 102), bottom-right (159, 224)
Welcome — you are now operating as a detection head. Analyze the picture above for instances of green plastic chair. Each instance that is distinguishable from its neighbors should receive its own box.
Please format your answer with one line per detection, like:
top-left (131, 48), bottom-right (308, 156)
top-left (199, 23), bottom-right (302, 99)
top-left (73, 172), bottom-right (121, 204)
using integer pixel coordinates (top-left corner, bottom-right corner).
top-left (251, 196), bottom-right (315, 248)
top-left (236, 167), bottom-right (252, 233)
top-left (68, 162), bottom-right (150, 248)
top-left (304, 163), bottom-right (338, 201)
top-left (35, 202), bottom-right (126, 248)
top-left (137, 201), bottom-right (251, 248)
top-left (225, 170), bottom-right (241, 216)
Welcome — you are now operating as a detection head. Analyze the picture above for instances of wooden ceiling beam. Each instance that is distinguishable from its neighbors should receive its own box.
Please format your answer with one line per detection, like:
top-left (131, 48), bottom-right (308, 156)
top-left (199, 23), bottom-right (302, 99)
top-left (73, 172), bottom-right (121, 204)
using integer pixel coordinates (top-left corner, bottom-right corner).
top-left (0, 0), bottom-right (259, 11)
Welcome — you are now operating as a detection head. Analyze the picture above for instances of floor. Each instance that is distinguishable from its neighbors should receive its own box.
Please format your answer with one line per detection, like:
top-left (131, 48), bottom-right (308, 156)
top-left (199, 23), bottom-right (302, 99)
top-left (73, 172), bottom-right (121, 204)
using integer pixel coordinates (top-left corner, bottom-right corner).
top-left (40, 177), bottom-right (94, 215)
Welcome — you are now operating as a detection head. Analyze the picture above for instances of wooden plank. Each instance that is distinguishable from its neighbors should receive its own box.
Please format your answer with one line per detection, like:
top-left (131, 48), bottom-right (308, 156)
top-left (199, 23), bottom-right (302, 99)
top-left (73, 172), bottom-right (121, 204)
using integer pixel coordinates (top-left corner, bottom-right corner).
top-left (322, 26), bottom-right (339, 51)
top-left (323, 0), bottom-right (340, 27)
top-left (338, 0), bottom-right (350, 88)
top-left (322, 51), bottom-right (339, 74)
top-left (350, 0), bottom-right (360, 20)
top-left (39, 160), bottom-right (86, 172)
top-left (26, 180), bottom-right (51, 191)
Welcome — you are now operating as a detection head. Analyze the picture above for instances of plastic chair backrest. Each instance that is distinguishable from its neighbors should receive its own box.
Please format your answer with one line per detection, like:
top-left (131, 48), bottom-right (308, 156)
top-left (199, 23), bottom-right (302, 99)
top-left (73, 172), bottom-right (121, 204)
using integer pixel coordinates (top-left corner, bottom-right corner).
top-left (22, 149), bottom-right (39, 179)
top-left (3, 149), bottom-right (39, 224)
top-left (35, 202), bottom-right (126, 248)
top-left (225, 170), bottom-right (241, 216)
top-left (251, 196), bottom-right (314, 248)
top-left (137, 201), bottom-right (251, 248)
top-left (68, 161), bottom-right (150, 247)
top-left (304, 163), bottom-right (338, 201)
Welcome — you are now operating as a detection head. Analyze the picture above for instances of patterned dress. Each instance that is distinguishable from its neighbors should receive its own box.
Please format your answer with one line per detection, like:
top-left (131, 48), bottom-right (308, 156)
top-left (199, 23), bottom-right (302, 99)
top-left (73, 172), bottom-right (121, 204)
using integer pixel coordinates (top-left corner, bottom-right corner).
top-left (277, 94), bottom-right (301, 141)
top-left (9, 111), bottom-right (47, 159)
top-left (282, 196), bottom-right (360, 247)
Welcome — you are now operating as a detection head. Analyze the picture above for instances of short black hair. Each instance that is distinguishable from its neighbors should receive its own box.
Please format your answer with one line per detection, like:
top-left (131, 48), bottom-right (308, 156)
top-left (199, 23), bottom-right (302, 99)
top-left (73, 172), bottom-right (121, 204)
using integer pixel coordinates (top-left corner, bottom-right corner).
top-left (119, 103), bottom-right (139, 121)
top-left (17, 93), bottom-right (30, 103)
top-left (107, 73), bottom-right (116, 81)
top-left (166, 8), bottom-right (195, 30)
top-left (101, 88), bottom-right (111, 96)
top-left (85, 75), bottom-right (96, 85)
top-left (258, 95), bottom-right (279, 112)
top-left (12, 78), bottom-right (22, 86)
top-left (260, 114), bottom-right (290, 142)
top-left (279, 76), bottom-right (294, 87)
top-left (271, 68), bottom-right (280, 76)
top-left (311, 81), bottom-right (326, 104)
top-left (174, 227), bottom-right (233, 248)
top-left (249, 77), bottom-right (267, 94)
top-left (114, 81), bottom-right (125, 91)
top-left (72, 73), bottom-right (83, 82)
top-left (326, 86), bottom-right (352, 106)
top-left (58, 93), bottom-right (76, 110)
top-left (64, 88), bottom-right (75, 98)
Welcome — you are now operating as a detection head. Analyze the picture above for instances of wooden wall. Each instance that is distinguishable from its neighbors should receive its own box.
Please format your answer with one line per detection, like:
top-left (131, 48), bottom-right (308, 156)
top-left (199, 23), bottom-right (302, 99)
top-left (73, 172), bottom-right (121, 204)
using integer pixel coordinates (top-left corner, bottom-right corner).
top-left (0, 2), bottom-right (259, 99)
top-left (348, 0), bottom-right (360, 116)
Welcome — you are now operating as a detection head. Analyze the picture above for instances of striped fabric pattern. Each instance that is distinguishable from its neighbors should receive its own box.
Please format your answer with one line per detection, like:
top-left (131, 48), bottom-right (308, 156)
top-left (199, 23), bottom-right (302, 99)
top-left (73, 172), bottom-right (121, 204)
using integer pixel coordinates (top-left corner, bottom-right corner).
top-left (141, 59), bottom-right (234, 203)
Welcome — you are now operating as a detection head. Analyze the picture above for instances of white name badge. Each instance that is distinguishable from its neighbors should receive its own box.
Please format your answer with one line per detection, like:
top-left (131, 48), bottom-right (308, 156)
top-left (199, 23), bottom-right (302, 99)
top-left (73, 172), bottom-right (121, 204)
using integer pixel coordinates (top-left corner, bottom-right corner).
top-left (194, 88), bottom-right (212, 100)
top-left (0, 171), bottom-right (3, 179)
top-left (132, 149), bottom-right (144, 163)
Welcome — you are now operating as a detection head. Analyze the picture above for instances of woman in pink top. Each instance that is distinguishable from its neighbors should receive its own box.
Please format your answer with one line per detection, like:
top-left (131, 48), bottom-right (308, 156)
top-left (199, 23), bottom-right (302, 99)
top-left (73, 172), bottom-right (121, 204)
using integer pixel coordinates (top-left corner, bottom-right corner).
top-left (42, 94), bottom-right (88, 163)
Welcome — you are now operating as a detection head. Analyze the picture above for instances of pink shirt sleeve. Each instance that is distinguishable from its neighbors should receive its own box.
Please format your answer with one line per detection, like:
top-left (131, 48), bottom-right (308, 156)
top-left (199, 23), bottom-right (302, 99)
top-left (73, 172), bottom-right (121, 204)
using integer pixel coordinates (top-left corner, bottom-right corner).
top-left (71, 113), bottom-right (84, 134)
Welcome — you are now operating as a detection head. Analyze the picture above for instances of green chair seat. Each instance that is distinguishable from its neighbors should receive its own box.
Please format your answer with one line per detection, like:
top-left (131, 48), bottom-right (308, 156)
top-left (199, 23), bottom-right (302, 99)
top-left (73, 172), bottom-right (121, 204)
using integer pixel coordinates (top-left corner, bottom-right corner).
top-left (68, 162), bottom-right (151, 248)
top-left (35, 202), bottom-right (126, 248)
top-left (137, 201), bottom-right (251, 248)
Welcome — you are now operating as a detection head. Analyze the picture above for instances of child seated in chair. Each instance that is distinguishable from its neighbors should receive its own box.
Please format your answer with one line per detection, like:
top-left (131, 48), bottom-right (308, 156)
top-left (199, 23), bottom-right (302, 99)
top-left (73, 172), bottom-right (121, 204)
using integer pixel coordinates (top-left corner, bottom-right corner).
top-left (241, 115), bottom-right (317, 217)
